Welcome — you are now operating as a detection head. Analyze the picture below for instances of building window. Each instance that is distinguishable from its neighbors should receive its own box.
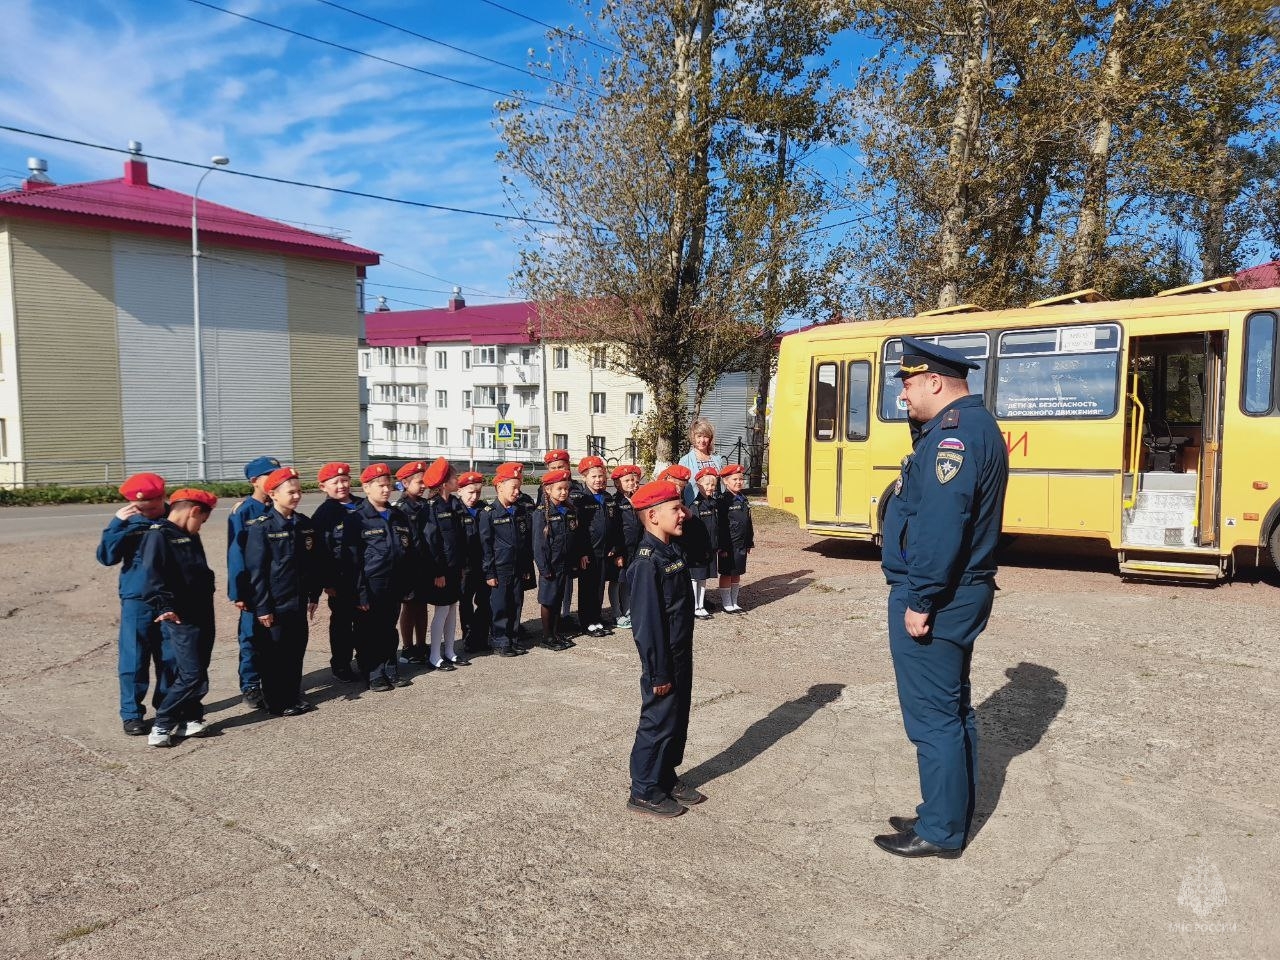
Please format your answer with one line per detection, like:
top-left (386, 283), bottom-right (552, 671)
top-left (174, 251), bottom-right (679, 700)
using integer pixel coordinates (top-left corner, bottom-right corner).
top-left (0, 419), bottom-right (6, 458)
top-left (462, 390), bottom-right (472, 409)
top-left (476, 346), bottom-right (497, 365)
top-left (382, 421), bottom-right (397, 440)
top-left (553, 391), bottom-right (568, 412)
top-left (519, 347), bottom-right (534, 363)
top-left (359, 352), bottom-right (369, 371)
top-left (587, 435), bottom-right (606, 456)
top-left (512, 428), bottom-right (530, 448)
top-left (435, 350), bottom-right (448, 369)
top-left (553, 347), bottom-right (569, 369)
top-left (626, 392), bottom-right (644, 415)
top-left (377, 347), bottom-right (394, 365)
top-left (625, 438), bottom-right (638, 460)
top-left (436, 390), bottom-right (448, 408)
top-left (553, 432), bottom-right (569, 450)
top-left (397, 346), bottom-right (419, 365)
top-left (477, 386), bottom-right (498, 406)
top-left (462, 428), bottom-right (472, 447)
top-left (591, 392), bottom-right (606, 414)
top-left (462, 351), bottom-right (472, 370)
top-left (519, 389), bottom-right (537, 408)
top-left (436, 427), bottom-right (448, 445)
top-left (590, 346), bottom-right (608, 368)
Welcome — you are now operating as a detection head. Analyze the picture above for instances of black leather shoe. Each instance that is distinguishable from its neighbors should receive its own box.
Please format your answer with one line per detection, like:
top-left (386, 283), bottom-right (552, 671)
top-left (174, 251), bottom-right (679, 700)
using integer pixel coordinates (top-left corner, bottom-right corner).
top-left (889, 815), bottom-right (919, 833)
top-left (873, 828), bottom-right (962, 859)
top-left (242, 688), bottom-right (265, 709)
top-left (448, 656), bottom-right (472, 667)
top-left (497, 647), bottom-right (522, 658)
top-left (670, 780), bottom-right (707, 805)
top-left (282, 704), bottom-right (309, 717)
top-left (368, 678), bottom-right (394, 692)
top-left (626, 795), bottom-right (686, 819)
top-left (556, 636), bottom-right (576, 649)
top-left (540, 637), bottom-right (565, 650)
top-left (392, 676), bottom-right (414, 687)
top-left (432, 660), bottom-right (457, 672)
top-left (122, 719), bottom-right (148, 736)
top-left (331, 665), bottom-right (358, 682)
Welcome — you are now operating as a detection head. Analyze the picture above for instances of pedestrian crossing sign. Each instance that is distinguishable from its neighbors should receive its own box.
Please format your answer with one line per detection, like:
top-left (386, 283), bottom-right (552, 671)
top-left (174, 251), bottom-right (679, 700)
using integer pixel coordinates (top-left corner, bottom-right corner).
top-left (495, 420), bottom-right (515, 443)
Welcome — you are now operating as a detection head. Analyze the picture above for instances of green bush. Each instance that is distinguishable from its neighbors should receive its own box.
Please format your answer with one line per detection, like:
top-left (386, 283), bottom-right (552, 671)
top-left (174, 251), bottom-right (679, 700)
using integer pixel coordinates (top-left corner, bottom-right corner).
top-left (0, 480), bottom-right (320, 507)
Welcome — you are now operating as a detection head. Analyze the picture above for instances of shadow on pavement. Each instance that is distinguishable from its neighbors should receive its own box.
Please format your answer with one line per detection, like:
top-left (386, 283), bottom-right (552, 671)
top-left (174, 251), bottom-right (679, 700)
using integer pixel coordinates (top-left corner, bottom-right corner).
top-left (682, 682), bottom-right (846, 789)
top-left (742, 569), bottom-right (814, 609)
top-left (971, 660), bottom-right (1067, 841)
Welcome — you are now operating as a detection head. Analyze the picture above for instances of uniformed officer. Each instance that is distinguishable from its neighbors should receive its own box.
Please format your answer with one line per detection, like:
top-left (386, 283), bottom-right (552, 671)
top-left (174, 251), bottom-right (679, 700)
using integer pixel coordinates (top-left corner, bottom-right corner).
top-left (244, 467), bottom-right (327, 716)
top-left (574, 455), bottom-right (624, 637)
top-left (532, 468), bottom-right (588, 650)
top-left (311, 462), bottom-right (364, 681)
top-left (625, 480), bottom-right (705, 818)
top-left (479, 462), bottom-right (535, 658)
top-left (455, 471), bottom-right (492, 654)
top-left (96, 472), bottom-right (170, 735)
top-left (608, 464), bottom-right (643, 629)
top-left (139, 488), bottom-right (219, 748)
top-left (341, 463), bottom-right (419, 691)
top-left (876, 336), bottom-right (1009, 858)
top-left (227, 455), bottom-right (280, 707)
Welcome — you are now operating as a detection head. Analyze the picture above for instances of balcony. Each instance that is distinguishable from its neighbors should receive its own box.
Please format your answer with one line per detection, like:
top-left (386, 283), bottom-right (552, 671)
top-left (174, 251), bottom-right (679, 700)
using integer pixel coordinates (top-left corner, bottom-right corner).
top-left (367, 400), bottom-right (430, 422)
top-left (470, 362), bottom-right (542, 387)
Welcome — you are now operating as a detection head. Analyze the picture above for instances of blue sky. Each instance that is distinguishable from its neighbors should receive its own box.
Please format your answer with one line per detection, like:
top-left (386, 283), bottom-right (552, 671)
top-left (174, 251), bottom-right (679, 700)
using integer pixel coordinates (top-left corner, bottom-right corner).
top-left (0, 0), bottom-right (865, 313)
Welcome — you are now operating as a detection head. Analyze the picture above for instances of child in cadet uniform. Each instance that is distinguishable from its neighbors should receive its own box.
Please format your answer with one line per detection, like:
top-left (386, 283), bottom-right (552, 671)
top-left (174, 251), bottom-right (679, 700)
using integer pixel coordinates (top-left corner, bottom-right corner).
top-left (717, 464), bottom-right (755, 613)
top-left (658, 463), bottom-right (691, 501)
top-left (687, 466), bottom-right (722, 619)
top-left (532, 469), bottom-right (588, 651)
top-left (625, 480), bottom-right (704, 818)
top-left (139, 489), bottom-right (219, 748)
top-left (420, 457), bottom-right (471, 671)
top-left (244, 467), bottom-right (327, 717)
top-left (227, 456), bottom-right (280, 708)
top-left (393, 461), bottom-right (431, 664)
top-left (480, 462), bottom-right (535, 658)
top-left (97, 472), bottom-right (170, 736)
top-left (539, 449), bottom-right (587, 627)
top-left (574, 456), bottom-right (624, 637)
top-left (341, 463), bottom-right (419, 692)
top-left (514, 472), bottom-right (538, 645)
top-left (311, 462), bottom-right (364, 682)
top-left (608, 464), bottom-right (643, 630)
top-left (456, 471), bottom-right (492, 654)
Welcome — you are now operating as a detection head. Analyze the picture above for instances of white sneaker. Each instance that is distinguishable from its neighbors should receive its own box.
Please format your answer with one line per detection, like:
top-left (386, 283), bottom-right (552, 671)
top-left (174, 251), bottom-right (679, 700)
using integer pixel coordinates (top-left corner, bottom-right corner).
top-left (616, 615), bottom-right (632, 629)
top-left (175, 719), bottom-right (207, 738)
top-left (148, 728), bottom-right (173, 748)
top-left (694, 608), bottom-right (710, 619)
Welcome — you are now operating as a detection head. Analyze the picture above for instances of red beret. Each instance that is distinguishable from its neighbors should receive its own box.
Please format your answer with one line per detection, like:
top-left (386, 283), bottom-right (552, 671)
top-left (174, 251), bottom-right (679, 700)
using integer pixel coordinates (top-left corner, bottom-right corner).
top-left (169, 488), bottom-right (217, 511)
top-left (660, 464), bottom-right (691, 481)
top-left (423, 457), bottom-right (451, 488)
top-left (542, 469), bottom-right (571, 486)
top-left (611, 464), bottom-right (642, 480)
top-left (720, 463), bottom-right (744, 477)
top-left (578, 456), bottom-right (605, 474)
top-left (631, 480), bottom-right (680, 511)
top-left (395, 461), bottom-right (426, 482)
top-left (264, 466), bottom-right (300, 492)
top-left (695, 466), bottom-right (720, 481)
top-left (544, 449), bottom-right (570, 465)
top-left (318, 462), bottom-right (351, 482)
top-left (457, 471), bottom-right (484, 487)
top-left (119, 472), bottom-right (165, 502)
top-left (360, 463), bottom-right (392, 484)
top-left (494, 462), bottom-right (523, 483)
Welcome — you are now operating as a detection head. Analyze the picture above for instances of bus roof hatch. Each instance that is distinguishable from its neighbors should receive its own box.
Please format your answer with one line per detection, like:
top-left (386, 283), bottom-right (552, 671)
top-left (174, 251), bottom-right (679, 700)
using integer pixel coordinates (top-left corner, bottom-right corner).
top-left (1028, 288), bottom-right (1106, 308)
top-left (1156, 277), bottom-right (1240, 297)
top-left (916, 303), bottom-right (986, 318)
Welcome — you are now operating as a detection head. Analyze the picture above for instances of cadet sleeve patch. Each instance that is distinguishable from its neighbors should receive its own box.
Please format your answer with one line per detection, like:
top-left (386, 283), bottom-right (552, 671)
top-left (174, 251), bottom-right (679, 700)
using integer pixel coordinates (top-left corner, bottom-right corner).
top-left (936, 450), bottom-right (964, 484)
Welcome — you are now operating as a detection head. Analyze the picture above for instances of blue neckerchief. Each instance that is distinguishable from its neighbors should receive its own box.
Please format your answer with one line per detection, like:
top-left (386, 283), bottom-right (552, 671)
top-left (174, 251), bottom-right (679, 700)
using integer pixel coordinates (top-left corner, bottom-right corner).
top-left (341, 500), bottom-right (359, 512)
top-left (467, 505), bottom-right (479, 517)
top-left (554, 504), bottom-right (567, 516)
top-left (593, 492), bottom-right (605, 504)
top-left (504, 504), bottom-right (517, 516)
top-left (377, 508), bottom-right (391, 521)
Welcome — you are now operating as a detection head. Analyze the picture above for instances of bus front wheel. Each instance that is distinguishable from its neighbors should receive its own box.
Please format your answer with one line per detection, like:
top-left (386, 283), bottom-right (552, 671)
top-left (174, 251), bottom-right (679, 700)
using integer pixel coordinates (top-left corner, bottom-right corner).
top-left (1269, 522), bottom-right (1280, 572)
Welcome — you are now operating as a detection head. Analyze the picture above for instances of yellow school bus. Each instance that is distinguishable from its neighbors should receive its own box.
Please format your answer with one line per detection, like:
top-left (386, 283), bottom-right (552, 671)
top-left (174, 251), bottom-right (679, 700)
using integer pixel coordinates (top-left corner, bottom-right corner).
top-left (767, 279), bottom-right (1280, 580)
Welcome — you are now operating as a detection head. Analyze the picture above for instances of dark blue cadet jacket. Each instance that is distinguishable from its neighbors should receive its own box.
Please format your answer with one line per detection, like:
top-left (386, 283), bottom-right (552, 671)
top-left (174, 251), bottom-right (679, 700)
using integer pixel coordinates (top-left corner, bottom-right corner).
top-left (244, 508), bottom-right (327, 617)
top-left (881, 394), bottom-right (1009, 613)
top-left (460, 500), bottom-right (487, 578)
top-left (479, 500), bottom-right (534, 582)
top-left (313, 496), bottom-right (364, 598)
top-left (226, 497), bottom-right (270, 604)
top-left (139, 519), bottom-right (216, 621)
top-left (683, 492), bottom-right (720, 568)
top-left (339, 500), bottom-right (418, 607)
top-left (533, 502), bottom-right (587, 579)
top-left (615, 491), bottom-right (642, 561)
top-left (626, 531), bottom-right (694, 687)
top-left (575, 489), bottom-right (623, 558)
top-left (96, 513), bottom-right (161, 599)
top-left (421, 494), bottom-right (468, 577)
top-left (718, 492), bottom-right (755, 553)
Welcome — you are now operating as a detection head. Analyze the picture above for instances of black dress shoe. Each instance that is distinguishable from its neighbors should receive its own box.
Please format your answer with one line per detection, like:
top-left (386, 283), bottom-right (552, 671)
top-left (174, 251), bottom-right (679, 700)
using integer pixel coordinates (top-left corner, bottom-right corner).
top-left (556, 636), bottom-right (576, 649)
top-left (281, 704), bottom-right (306, 716)
top-left (448, 656), bottom-right (472, 667)
top-left (392, 676), bottom-right (414, 687)
top-left (368, 678), bottom-right (394, 692)
top-left (242, 688), bottom-right (265, 709)
top-left (432, 660), bottom-right (457, 672)
top-left (293, 700), bottom-right (317, 713)
top-left (670, 779), bottom-right (707, 805)
top-left (497, 646), bottom-right (522, 658)
top-left (331, 665), bottom-right (358, 682)
top-left (539, 637), bottom-right (565, 650)
top-left (122, 719), bottom-right (148, 736)
top-left (873, 828), bottom-right (962, 859)
top-left (889, 815), bottom-right (919, 833)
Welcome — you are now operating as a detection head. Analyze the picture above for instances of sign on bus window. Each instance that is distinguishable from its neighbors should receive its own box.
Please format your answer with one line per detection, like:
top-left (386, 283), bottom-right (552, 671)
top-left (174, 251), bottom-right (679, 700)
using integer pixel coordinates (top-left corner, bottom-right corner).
top-left (812, 362), bottom-right (838, 441)
top-left (1243, 312), bottom-right (1276, 416)
top-left (994, 323), bottom-right (1121, 419)
top-left (847, 361), bottom-right (871, 441)
top-left (879, 334), bottom-right (989, 421)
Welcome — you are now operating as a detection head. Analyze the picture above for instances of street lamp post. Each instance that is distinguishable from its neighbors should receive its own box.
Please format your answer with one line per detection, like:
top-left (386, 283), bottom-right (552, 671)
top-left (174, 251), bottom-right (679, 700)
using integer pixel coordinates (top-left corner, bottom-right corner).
top-left (191, 155), bottom-right (230, 481)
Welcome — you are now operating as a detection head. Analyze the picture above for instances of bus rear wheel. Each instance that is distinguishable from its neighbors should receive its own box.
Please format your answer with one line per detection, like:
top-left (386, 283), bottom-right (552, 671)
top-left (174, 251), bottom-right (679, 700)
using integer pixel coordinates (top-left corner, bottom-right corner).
top-left (1270, 522), bottom-right (1280, 572)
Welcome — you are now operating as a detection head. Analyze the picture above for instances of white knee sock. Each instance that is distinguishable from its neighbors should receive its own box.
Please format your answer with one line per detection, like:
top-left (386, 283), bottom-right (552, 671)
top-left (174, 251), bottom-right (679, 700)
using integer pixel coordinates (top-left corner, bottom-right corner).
top-left (720, 587), bottom-right (733, 609)
top-left (692, 579), bottom-right (705, 610)
top-left (730, 584), bottom-right (741, 609)
top-left (442, 603), bottom-right (458, 660)
top-left (430, 605), bottom-right (448, 664)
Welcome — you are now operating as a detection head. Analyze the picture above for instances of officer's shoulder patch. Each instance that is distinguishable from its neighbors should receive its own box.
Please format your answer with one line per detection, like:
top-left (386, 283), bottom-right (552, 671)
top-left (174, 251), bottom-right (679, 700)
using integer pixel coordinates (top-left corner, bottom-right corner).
top-left (482, 505), bottom-right (494, 513)
top-left (246, 514), bottom-right (268, 526)
top-left (231, 499), bottom-right (246, 514)
top-left (941, 408), bottom-right (961, 429)
top-left (936, 449), bottom-right (964, 484)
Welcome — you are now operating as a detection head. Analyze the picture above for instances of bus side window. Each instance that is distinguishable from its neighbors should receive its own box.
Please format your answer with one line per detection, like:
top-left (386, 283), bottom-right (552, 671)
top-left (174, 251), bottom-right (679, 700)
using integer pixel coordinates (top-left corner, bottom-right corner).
top-left (847, 361), bottom-right (871, 441)
top-left (813, 362), bottom-right (838, 441)
top-left (1243, 312), bottom-right (1276, 415)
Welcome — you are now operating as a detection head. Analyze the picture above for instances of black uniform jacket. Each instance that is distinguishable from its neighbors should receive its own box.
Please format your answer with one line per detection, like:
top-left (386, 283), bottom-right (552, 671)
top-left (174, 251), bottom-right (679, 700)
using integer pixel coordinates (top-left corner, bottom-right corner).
top-left (139, 519), bottom-right (216, 621)
top-left (244, 508), bottom-right (327, 617)
top-left (533, 502), bottom-right (587, 579)
top-left (615, 491), bottom-right (642, 562)
top-left (575, 489), bottom-right (623, 558)
top-left (479, 500), bottom-right (534, 582)
top-left (626, 531), bottom-right (694, 687)
top-left (339, 500), bottom-right (418, 607)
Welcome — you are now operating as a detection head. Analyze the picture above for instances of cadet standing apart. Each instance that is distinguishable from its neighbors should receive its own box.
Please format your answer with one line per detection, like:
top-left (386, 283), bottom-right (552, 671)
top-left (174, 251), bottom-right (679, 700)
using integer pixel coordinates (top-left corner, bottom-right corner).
top-left (625, 480), bottom-right (706, 819)
top-left (877, 336), bottom-right (1008, 859)
top-left (227, 455), bottom-right (280, 707)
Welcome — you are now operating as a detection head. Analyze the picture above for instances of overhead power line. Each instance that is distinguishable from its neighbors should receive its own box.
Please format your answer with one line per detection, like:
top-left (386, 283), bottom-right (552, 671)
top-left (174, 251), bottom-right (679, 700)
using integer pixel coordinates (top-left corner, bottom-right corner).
top-left (0, 124), bottom-right (560, 226)
top-left (476, 0), bottom-right (628, 59)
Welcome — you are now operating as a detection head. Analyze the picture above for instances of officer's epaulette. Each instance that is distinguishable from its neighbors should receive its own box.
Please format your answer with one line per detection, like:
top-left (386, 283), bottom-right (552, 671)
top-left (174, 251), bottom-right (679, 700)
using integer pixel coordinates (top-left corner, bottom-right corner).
top-left (941, 408), bottom-right (961, 429)
top-left (637, 547), bottom-right (652, 557)
top-left (231, 499), bottom-right (246, 513)
top-left (246, 514), bottom-right (269, 526)
top-left (483, 504), bottom-right (494, 512)
top-left (148, 522), bottom-right (164, 530)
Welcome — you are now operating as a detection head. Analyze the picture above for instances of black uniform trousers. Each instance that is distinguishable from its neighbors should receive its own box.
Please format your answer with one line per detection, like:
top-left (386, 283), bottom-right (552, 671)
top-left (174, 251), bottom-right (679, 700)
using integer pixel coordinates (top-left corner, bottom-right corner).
top-left (577, 555), bottom-right (608, 626)
top-left (629, 653), bottom-right (693, 801)
top-left (252, 610), bottom-right (309, 713)
top-left (327, 594), bottom-right (358, 672)
top-left (153, 610), bottom-right (215, 732)
top-left (355, 596), bottom-right (402, 684)
top-left (489, 574), bottom-right (522, 651)
top-left (460, 572), bottom-right (492, 651)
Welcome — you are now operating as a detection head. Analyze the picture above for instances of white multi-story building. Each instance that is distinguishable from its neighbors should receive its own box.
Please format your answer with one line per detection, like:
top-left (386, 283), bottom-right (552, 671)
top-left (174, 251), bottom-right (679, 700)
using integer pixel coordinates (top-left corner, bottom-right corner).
top-left (360, 294), bottom-right (654, 468)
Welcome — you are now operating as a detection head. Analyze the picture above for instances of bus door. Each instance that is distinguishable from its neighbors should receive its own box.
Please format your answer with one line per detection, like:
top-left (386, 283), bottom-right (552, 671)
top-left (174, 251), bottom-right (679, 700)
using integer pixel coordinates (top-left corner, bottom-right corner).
top-left (807, 356), bottom-right (875, 526)
top-left (1197, 332), bottom-right (1225, 545)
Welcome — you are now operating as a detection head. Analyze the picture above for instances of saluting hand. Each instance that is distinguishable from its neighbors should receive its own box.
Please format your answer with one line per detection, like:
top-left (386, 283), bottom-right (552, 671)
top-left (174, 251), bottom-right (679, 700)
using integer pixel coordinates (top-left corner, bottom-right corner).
top-left (653, 683), bottom-right (673, 696)
top-left (904, 607), bottom-right (931, 638)
top-left (115, 504), bottom-right (140, 520)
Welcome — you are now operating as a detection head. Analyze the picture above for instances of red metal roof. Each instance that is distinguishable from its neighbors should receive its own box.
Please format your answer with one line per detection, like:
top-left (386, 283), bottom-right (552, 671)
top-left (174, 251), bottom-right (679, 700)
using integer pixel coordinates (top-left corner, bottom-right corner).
top-left (365, 300), bottom-right (541, 345)
top-left (0, 160), bottom-right (379, 266)
top-left (1237, 260), bottom-right (1279, 290)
